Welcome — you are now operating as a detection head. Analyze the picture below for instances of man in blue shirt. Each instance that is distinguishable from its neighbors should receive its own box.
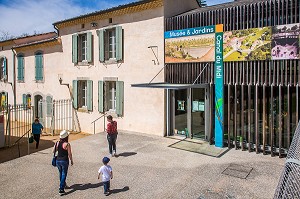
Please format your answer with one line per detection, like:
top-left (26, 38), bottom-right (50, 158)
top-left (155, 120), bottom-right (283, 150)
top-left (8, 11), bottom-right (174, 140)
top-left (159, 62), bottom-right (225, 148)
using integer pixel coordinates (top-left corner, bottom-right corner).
top-left (32, 118), bottom-right (43, 149)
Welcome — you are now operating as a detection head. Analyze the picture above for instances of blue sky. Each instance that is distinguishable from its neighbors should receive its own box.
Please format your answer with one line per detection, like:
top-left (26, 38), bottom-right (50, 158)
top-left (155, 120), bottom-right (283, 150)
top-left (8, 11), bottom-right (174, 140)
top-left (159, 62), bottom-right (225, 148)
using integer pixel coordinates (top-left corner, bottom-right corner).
top-left (0, 0), bottom-right (232, 37)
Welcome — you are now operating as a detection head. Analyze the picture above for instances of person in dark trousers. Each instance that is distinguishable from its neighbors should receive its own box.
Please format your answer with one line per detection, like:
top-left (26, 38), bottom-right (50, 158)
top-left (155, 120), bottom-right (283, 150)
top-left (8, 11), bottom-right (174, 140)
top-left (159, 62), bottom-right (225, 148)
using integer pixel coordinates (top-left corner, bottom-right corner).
top-left (32, 118), bottom-right (43, 149)
top-left (106, 115), bottom-right (118, 157)
top-left (53, 130), bottom-right (74, 195)
top-left (98, 157), bottom-right (113, 196)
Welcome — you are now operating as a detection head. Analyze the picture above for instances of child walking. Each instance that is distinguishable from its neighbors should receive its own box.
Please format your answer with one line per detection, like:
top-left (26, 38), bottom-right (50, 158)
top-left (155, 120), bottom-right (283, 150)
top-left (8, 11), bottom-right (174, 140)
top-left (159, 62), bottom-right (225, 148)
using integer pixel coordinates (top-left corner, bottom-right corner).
top-left (98, 157), bottom-right (113, 196)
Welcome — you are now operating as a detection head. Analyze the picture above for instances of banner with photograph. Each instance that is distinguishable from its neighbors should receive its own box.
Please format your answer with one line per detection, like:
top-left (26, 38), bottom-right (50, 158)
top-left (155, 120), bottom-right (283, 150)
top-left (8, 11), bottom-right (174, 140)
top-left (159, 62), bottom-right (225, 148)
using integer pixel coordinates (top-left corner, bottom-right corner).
top-left (223, 27), bottom-right (272, 61)
top-left (271, 23), bottom-right (300, 60)
top-left (165, 23), bottom-right (300, 62)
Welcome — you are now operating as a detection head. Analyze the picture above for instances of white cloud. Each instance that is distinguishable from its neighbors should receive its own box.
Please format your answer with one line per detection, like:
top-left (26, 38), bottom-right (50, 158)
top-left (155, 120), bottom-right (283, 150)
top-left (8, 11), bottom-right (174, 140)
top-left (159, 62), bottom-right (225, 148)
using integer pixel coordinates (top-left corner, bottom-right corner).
top-left (0, 0), bottom-right (94, 37)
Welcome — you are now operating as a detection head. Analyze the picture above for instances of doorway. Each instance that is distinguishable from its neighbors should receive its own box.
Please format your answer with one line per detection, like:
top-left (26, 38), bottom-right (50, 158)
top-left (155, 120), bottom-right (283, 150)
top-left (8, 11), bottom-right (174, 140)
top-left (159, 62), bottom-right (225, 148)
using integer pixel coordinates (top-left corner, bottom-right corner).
top-left (171, 86), bottom-right (210, 140)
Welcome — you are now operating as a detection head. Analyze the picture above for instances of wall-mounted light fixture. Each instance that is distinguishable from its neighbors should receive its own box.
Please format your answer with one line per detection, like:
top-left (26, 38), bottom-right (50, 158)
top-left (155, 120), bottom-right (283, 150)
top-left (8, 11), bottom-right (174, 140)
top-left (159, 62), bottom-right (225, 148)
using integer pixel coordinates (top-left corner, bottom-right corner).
top-left (58, 74), bottom-right (69, 87)
top-left (91, 22), bottom-right (98, 27)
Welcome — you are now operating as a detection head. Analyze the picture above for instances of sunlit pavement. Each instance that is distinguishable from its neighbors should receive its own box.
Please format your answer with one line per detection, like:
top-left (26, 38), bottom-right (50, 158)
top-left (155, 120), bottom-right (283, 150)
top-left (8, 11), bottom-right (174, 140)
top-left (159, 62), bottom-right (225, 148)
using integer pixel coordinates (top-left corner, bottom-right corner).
top-left (0, 131), bottom-right (284, 199)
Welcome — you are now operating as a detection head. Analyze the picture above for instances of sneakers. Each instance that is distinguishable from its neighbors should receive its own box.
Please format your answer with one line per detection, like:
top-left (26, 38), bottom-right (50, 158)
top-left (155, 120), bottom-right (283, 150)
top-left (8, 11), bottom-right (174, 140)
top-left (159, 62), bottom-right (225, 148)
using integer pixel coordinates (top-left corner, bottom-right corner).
top-left (113, 151), bottom-right (117, 156)
top-left (59, 189), bottom-right (65, 195)
top-left (104, 191), bottom-right (109, 196)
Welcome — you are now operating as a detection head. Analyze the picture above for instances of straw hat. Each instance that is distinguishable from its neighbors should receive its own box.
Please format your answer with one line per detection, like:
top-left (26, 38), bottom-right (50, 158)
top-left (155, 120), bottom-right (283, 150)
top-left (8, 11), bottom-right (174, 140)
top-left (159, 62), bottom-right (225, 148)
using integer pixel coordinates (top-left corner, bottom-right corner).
top-left (60, 130), bottom-right (70, 139)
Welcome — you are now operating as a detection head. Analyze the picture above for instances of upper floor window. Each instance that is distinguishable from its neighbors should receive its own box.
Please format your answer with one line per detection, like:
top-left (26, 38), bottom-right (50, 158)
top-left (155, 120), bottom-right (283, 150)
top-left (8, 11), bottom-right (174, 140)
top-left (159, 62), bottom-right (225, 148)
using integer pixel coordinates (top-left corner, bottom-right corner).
top-left (35, 52), bottom-right (43, 82)
top-left (72, 32), bottom-right (92, 64)
top-left (17, 54), bottom-right (25, 82)
top-left (98, 26), bottom-right (123, 63)
top-left (72, 80), bottom-right (93, 111)
top-left (0, 56), bottom-right (7, 81)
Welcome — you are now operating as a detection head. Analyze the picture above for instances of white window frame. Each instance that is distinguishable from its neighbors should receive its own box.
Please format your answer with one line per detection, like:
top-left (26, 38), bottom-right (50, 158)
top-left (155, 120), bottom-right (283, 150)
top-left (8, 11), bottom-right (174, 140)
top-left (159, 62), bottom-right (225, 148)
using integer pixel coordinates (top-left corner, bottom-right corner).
top-left (105, 28), bottom-right (116, 61)
top-left (78, 34), bottom-right (88, 62)
top-left (78, 80), bottom-right (88, 109)
top-left (0, 58), bottom-right (6, 81)
top-left (105, 81), bottom-right (116, 112)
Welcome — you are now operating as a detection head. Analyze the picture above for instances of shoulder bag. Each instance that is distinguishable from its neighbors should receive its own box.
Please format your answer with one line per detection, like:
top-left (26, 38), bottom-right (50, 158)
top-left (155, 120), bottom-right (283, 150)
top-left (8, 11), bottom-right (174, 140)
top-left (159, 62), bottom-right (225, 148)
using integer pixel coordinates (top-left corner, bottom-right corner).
top-left (52, 142), bottom-right (58, 167)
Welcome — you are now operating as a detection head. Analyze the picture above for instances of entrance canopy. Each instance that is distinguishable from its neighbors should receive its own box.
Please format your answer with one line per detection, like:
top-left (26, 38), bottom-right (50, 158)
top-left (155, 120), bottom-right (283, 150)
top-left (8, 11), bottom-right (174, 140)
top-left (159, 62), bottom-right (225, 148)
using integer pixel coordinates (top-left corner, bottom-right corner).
top-left (131, 82), bottom-right (209, 90)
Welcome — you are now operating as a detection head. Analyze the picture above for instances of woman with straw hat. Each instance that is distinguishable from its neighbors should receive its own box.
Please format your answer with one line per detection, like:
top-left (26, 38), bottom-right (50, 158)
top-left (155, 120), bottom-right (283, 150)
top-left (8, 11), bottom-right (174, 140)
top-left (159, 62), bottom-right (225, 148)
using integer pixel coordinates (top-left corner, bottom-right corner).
top-left (53, 130), bottom-right (74, 195)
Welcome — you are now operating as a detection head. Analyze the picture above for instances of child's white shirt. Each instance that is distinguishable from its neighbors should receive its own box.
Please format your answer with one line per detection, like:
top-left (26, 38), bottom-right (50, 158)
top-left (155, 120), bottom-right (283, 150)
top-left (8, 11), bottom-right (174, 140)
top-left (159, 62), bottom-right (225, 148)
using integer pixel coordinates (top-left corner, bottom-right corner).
top-left (98, 165), bottom-right (112, 182)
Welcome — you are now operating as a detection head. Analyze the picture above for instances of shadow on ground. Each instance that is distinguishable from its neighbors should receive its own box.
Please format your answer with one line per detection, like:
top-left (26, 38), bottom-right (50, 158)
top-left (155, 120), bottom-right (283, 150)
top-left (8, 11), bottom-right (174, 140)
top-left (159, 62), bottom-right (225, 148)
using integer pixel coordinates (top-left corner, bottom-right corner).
top-left (116, 152), bottom-right (137, 157)
top-left (63, 182), bottom-right (103, 195)
top-left (0, 138), bottom-right (56, 163)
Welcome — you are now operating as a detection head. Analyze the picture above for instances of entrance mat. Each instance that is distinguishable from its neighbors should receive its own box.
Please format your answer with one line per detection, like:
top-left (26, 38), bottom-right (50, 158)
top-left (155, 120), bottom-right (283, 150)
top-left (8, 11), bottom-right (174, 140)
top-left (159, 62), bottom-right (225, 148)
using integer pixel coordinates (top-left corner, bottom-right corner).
top-left (222, 164), bottom-right (253, 179)
top-left (168, 140), bottom-right (230, 157)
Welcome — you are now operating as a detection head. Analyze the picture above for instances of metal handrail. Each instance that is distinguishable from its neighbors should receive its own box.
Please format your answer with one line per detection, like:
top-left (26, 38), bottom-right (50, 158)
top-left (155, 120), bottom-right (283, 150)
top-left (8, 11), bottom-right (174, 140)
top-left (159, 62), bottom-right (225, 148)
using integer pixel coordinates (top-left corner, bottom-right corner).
top-left (14, 129), bottom-right (31, 157)
top-left (91, 113), bottom-right (107, 134)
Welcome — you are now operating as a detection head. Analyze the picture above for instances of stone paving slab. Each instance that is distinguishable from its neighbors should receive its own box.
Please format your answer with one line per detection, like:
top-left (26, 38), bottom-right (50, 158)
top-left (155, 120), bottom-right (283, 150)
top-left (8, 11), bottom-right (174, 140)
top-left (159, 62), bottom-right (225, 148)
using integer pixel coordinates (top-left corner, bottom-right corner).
top-left (0, 131), bottom-right (285, 199)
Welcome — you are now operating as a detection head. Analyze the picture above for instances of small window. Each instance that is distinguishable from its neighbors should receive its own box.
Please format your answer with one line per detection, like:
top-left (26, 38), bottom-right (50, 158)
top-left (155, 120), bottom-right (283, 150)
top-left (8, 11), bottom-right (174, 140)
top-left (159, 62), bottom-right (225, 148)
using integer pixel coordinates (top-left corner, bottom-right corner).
top-left (81, 24), bottom-right (85, 29)
top-left (98, 26), bottom-right (123, 63)
top-left (72, 32), bottom-right (92, 64)
top-left (109, 18), bottom-right (112, 24)
top-left (23, 94), bottom-right (31, 109)
top-left (105, 81), bottom-right (116, 111)
top-left (73, 80), bottom-right (93, 111)
top-left (98, 80), bottom-right (124, 116)
top-left (0, 57), bottom-right (7, 81)
top-left (0, 92), bottom-right (7, 110)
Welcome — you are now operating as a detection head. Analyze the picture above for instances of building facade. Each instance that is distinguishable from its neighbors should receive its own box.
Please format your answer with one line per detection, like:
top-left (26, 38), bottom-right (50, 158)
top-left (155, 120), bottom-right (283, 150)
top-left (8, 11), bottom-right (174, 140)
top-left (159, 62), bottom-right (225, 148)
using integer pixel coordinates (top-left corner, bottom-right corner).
top-left (0, 0), bottom-right (199, 137)
top-left (161, 0), bottom-right (300, 157)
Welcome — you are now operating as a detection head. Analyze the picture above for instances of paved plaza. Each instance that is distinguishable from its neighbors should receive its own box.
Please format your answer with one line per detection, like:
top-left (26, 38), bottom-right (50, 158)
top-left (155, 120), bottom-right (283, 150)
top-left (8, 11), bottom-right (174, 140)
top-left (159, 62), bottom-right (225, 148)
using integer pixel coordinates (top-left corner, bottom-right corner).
top-left (0, 131), bottom-right (285, 199)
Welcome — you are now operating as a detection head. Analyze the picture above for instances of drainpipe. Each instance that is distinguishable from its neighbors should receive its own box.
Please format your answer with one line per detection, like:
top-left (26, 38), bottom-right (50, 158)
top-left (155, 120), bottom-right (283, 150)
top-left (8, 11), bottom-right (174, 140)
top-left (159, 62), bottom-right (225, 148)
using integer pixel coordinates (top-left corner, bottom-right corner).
top-left (53, 25), bottom-right (59, 36)
top-left (11, 48), bottom-right (16, 115)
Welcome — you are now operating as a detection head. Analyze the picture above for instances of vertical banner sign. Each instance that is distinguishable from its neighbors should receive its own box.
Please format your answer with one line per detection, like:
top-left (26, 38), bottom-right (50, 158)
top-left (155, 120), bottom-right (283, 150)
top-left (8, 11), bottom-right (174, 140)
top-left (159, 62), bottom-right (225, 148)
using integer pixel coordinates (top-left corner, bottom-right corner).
top-left (214, 25), bottom-right (224, 147)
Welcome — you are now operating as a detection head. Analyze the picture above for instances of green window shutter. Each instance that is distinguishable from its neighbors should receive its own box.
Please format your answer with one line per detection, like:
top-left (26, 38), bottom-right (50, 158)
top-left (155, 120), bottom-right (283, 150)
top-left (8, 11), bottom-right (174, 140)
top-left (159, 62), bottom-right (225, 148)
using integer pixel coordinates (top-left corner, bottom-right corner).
top-left (22, 94), bottom-right (26, 105)
top-left (17, 56), bottom-right (24, 81)
top-left (98, 81), bottom-right (104, 113)
top-left (116, 26), bottom-right (123, 61)
top-left (87, 32), bottom-right (92, 62)
top-left (116, 81), bottom-right (124, 116)
top-left (21, 57), bottom-right (24, 80)
top-left (72, 34), bottom-right (78, 63)
top-left (72, 80), bottom-right (78, 109)
top-left (87, 80), bottom-right (93, 111)
top-left (98, 30), bottom-right (105, 62)
top-left (3, 57), bottom-right (7, 79)
top-left (46, 96), bottom-right (53, 116)
top-left (17, 57), bottom-right (22, 81)
top-left (35, 54), bottom-right (43, 81)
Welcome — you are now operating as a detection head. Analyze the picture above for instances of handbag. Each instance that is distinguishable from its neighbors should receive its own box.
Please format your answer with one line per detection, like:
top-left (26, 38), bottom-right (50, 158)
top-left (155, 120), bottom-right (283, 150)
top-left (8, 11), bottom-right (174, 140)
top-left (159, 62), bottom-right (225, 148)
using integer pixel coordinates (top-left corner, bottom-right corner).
top-left (29, 134), bottom-right (34, 143)
top-left (52, 142), bottom-right (58, 167)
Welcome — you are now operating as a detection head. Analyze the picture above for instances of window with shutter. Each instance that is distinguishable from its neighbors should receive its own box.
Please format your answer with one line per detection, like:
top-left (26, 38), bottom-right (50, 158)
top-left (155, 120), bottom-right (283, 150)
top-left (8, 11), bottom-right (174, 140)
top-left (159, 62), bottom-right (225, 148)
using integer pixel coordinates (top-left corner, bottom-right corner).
top-left (35, 52), bottom-right (43, 81)
top-left (0, 92), bottom-right (7, 109)
top-left (46, 96), bottom-right (53, 116)
top-left (0, 57), bottom-right (7, 81)
top-left (17, 54), bottom-right (24, 82)
top-left (98, 26), bottom-right (123, 63)
top-left (74, 80), bottom-right (93, 111)
top-left (99, 80), bottom-right (124, 116)
top-left (73, 32), bottom-right (93, 64)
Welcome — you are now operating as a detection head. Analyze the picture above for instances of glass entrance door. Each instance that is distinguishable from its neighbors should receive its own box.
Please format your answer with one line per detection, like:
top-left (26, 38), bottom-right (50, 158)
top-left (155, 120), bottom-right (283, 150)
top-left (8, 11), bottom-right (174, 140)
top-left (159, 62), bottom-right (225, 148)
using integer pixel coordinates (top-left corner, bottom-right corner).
top-left (192, 88), bottom-right (206, 139)
top-left (174, 89), bottom-right (188, 137)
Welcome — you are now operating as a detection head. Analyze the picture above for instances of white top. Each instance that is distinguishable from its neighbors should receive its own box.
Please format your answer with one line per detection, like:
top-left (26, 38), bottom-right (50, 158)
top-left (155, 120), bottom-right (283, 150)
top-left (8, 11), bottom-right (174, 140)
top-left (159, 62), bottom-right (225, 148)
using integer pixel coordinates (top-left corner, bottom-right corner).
top-left (98, 165), bottom-right (112, 182)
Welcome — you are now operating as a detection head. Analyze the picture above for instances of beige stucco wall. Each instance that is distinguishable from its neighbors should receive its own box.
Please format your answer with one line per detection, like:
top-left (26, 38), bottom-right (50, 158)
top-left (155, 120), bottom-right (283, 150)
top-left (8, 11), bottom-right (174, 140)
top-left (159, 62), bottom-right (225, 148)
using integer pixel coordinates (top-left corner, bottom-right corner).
top-left (1, 0), bottom-right (199, 136)
top-left (0, 46), bottom-right (14, 105)
top-left (54, 6), bottom-right (166, 136)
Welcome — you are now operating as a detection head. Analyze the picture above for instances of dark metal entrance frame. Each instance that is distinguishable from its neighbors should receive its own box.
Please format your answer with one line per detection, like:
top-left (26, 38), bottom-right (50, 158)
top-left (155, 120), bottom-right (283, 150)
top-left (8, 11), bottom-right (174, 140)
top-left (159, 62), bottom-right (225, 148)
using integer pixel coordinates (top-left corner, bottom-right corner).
top-left (164, 0), bottom-right (300, 157)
